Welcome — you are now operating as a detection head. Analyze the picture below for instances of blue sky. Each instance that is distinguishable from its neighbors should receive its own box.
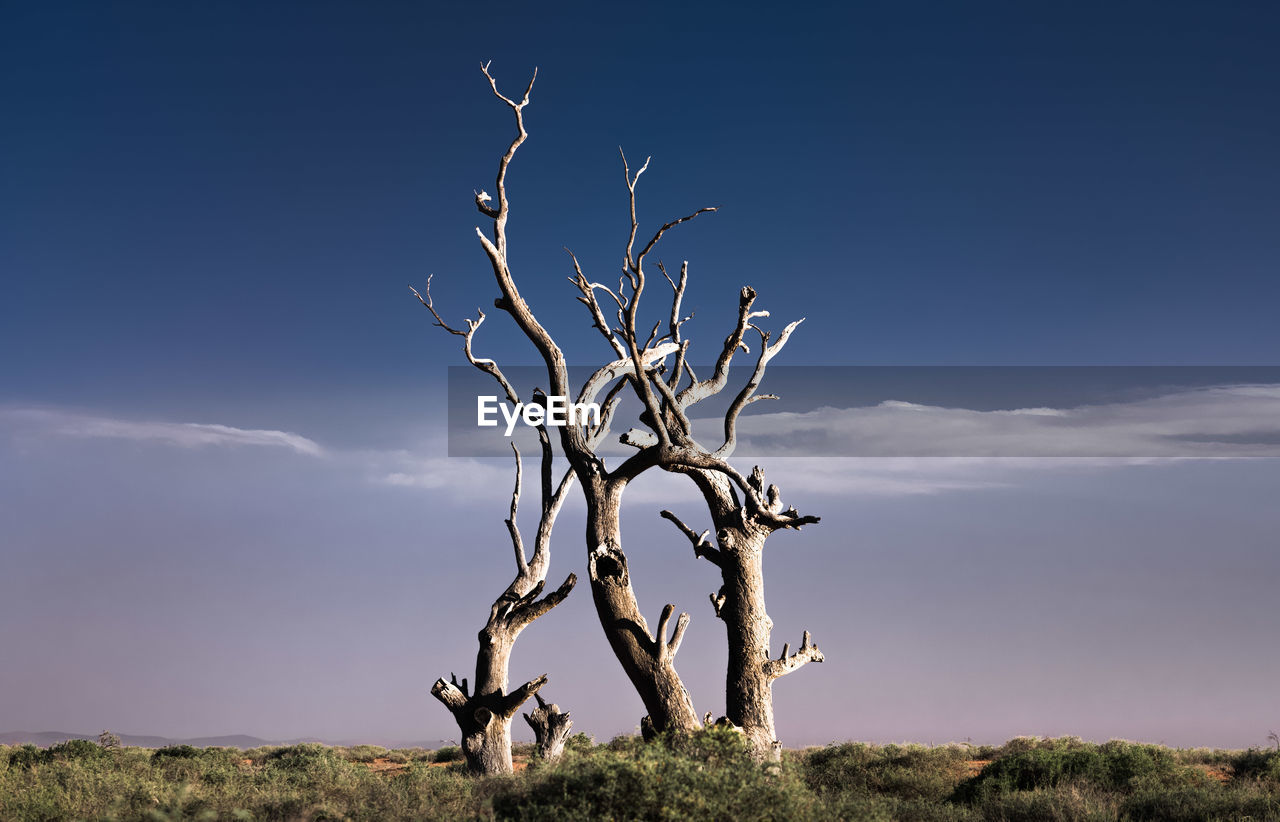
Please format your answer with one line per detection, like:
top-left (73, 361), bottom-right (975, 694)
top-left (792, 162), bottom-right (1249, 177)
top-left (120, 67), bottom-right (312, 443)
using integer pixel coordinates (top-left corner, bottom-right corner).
top-left (1, 2), bottom-right (1278, 748)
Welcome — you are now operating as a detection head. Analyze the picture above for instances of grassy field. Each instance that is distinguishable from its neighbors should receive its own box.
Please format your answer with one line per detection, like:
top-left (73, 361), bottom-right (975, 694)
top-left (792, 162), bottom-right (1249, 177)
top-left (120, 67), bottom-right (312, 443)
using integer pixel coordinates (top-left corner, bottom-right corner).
top-left (3, 731), bottom-right (1279, 821)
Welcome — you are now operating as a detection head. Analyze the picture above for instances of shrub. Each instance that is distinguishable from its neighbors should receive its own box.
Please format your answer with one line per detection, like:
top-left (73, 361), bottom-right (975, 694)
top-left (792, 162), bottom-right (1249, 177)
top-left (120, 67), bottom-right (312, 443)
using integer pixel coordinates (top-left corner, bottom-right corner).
top-left (1231, 747), bottom-right (1280, 781)
top-left (491, 727), bottom-right (820, 821)
top-left (395, 747), bottom-right (434, 763)
top-left (804, 742), bottom-right (969, 802)
top-left (152, 744), bottom-right (202, 761)
top-left (564, 732), bottom-right (593, 755)
top-left (262, 742), bottom-right (344, 772)
top-left (5, 744), bottom-right (43, 770)
top-left (951, 741), bottom-right (1184, 803)
top-left (432, 745), bottom-right (463, 764)
top-left (340, 744), bottom-right (391, 763)
top-left (1121, 784), bottom-right (1280, 821)
top-left (43, 738), bottom-right (107, 762)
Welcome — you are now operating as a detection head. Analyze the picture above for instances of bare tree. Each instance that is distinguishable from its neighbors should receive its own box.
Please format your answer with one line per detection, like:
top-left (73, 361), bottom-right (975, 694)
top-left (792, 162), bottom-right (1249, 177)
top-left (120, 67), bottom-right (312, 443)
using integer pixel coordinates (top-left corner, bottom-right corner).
top-left (661, 469), bottom-right (823, 760)
top-left (558, 138), bottom-right (826, 760)
top-left (620, 265), bottom-right (824, 760)
top-left (417, 283), bottom-right (577, 775)
top-left (599, 270), bottom-right (823, 759)
top-left (456, 63), bottom-right (703, 737)
top-left (433, 64), bottom-right (825, 755)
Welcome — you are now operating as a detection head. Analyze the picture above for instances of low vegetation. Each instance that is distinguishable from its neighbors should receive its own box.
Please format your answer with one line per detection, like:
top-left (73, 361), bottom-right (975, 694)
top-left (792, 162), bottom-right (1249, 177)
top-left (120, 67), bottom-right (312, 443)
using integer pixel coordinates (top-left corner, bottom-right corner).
top-left (2, 731), bottom-right (1278, 820)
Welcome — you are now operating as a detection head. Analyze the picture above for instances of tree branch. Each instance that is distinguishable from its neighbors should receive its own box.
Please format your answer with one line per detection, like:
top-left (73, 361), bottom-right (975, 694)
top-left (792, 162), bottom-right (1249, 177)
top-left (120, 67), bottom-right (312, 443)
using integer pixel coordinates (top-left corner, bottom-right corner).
top-left (567, 248), bottom-right (628, 359)
top-left (764, 630), bottom-right (825, 680)
top-left (431, 677), bottom-right (468, 713)
top-left (470, 64), bottom-right (582, 461)
top-left (412, 274), bottom-right (561, 490)
top-left (501, 673), bottom-right (549, 717)
top-left (578, 343), bottom-right (679, 407)
top-left (586, 375), bottom-right (629, 450)
top-left (659, 509), bottom-right (723, 567)
top-left (715, 319), bottom-right (804, 459)
top-left (505, 442), bottom-right (527, 576)
top-left (410, 276), bottom-right (521, 405)
top-left (654, 603), bottom-right (690, 663)
top-left (513, 572), bottom-right (578, 626)
top-left (676, 286), bottom-right (758, 408)
top-left (636, 208), bottom-right (718, 270)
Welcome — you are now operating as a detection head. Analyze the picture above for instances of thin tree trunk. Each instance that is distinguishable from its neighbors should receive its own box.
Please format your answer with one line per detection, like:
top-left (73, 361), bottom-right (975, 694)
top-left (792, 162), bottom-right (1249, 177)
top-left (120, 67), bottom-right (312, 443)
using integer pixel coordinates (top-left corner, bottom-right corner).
top-left (428, 444), bottom-right (576, 776)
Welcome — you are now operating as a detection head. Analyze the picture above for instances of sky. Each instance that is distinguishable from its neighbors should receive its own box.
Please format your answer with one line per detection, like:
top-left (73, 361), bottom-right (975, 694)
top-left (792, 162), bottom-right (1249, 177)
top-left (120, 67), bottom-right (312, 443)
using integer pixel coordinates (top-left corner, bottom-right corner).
top-left (1, 2), bottom-right (1278, 749)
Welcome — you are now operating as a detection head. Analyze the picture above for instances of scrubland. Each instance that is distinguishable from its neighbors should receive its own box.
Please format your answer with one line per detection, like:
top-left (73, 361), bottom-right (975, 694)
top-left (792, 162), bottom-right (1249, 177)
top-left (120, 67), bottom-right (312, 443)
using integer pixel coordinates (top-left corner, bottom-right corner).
top-left (4, 731), bottom-right (1280, 820)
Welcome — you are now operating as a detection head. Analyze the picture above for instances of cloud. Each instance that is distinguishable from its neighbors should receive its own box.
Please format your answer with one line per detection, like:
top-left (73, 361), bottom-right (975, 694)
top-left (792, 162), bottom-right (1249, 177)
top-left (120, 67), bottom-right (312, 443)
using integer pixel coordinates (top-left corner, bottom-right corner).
top-left (2, 407), bottom-right (325, 457)
top-left (376, 454), bottom-right (516, 492)
top-left (720, 384), bottom-right (1280, 458)
top-left (11, 382), bottom-right (1275, 507)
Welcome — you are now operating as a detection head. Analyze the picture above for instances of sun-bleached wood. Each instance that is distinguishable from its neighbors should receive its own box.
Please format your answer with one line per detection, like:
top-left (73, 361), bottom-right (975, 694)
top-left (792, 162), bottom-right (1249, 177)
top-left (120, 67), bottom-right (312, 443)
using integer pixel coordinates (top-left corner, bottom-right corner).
top-left (523, 692), bottom-right (574, 762)
top-left (425, 440), bottom-right (576, 775)
top-left (457, 63), bottom-right (702, 736)
top-left (425, 65), bottom-right (825, 755)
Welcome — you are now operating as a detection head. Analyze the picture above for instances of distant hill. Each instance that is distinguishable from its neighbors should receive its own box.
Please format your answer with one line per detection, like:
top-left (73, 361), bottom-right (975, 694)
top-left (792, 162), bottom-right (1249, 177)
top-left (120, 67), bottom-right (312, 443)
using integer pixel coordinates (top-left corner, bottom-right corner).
top-left (0, 731), bottom-right (449, 750)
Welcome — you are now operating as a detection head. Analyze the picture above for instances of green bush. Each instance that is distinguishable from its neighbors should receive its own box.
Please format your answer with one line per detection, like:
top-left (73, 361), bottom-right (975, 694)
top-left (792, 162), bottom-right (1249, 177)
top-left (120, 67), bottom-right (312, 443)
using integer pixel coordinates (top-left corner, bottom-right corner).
top-left (261, 743), bottom-right (349, 776)
top-left (1232, 748), bottom-right (1280, 781)
top-left (394, 747), bottom-right (434, 763)
top-left (563, 733), bottom-right (593, 755)
top-left (152, 744), bottom-right (202, 761)
top-left (433, 745), bottom-right (463, 764)
top-left (804, 742), bottom-right (969, 802)
top-left (44, 738), bottom-right (108, 762)
top-left (491, 727), bottom-right (820, 821)
top-left (5, 745), bottom-right (43, 770)
top-left (341, 744), bottom-right (392, 763)
top-left (1122, 783), bottom-right (1280, 821)
top-left (1, 736), bottom-right (1277, 821)
top-left (951, 740), bottom-right (1184, 803)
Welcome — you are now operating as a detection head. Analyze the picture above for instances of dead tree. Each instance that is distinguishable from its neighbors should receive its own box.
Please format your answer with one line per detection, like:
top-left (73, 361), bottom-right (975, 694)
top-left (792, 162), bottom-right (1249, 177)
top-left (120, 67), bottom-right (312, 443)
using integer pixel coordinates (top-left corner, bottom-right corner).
top-left (562, 158), bottom-right (826, 758)
top-left (427, 441), bottom-right (576, 774)
top-left (661, 469), bottom-right (823, 761)
top-left (441, 65), bottom-right (825, 750)
top-left (455, 63), bottom-right (703, 736)
top-left (417, 281), bottom-right (577, 775)
top-left (523, 692), bottom-right (573, 762)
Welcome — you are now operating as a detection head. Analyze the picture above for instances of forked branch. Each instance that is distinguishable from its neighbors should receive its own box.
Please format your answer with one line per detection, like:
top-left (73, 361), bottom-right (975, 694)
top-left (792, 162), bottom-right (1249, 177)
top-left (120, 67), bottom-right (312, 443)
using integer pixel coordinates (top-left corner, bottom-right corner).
top-left (654, 603), bottom-right (691, 663)
top-left (764, 630), bottom-right (825, 680)
top-left (659, 509), bottom-right (723, 567)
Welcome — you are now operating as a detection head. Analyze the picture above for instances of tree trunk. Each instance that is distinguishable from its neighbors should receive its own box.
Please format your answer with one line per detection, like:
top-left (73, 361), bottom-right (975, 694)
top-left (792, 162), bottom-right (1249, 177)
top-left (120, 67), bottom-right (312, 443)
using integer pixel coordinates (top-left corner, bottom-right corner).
top-left (456, 696), bottom-right (517, 774)
top-left (680, 468), bottom-right (822, 761)
top-left (720, 533), bottom-right (782, 760)
top-left (584, 477), bottom-right (702, 736)
top-left (523, 693), bottom-right (573, 762)
top-left (433, 616), bottom-right (556, 775)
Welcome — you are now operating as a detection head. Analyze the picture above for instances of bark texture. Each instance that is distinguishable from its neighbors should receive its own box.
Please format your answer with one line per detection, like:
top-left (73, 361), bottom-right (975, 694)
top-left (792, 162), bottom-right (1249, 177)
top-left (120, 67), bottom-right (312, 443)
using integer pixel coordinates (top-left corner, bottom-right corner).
top-left (639, 275), bottom-right (824, 761)
top-left (429, 565), bottom-right (575, 774)
top-left (584, 481), bottom-right (701, 734)
top-left (523, 692), bottom-right (573, 762)
top-left (665, 468), bottom-right (823, 760)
